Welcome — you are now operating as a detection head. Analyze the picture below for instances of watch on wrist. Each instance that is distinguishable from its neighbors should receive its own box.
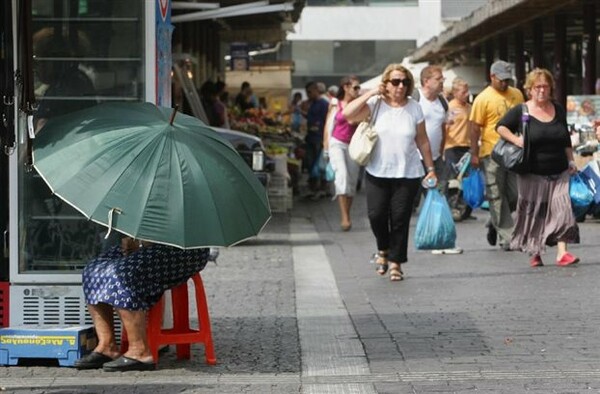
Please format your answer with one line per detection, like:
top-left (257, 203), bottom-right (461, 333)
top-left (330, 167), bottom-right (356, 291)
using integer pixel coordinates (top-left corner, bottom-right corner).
top-left (426, 166), bottom-right (435, 172)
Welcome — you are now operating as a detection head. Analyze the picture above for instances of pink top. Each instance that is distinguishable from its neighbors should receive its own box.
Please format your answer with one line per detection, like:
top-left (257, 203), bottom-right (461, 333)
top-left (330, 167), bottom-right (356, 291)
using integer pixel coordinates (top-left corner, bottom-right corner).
top-left (332, 102), bottom-right (357, 144)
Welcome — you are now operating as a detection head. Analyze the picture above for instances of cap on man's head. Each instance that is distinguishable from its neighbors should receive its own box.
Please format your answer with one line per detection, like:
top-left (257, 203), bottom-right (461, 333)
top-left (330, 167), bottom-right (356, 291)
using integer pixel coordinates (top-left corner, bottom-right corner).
top-left (490, 60), bottom-right (513, 80)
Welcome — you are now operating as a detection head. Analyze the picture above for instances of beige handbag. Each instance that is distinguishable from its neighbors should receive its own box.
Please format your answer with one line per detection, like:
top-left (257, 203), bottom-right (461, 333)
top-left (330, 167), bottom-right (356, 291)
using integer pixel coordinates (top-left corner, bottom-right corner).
top-left (348, 97), bottom-right (382, 166)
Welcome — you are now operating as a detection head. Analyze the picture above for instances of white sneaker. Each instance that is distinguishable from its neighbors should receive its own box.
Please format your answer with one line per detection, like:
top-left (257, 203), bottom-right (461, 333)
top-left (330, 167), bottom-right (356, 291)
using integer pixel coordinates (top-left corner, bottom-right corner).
top-left (431, 247), bottom-right (463, 255)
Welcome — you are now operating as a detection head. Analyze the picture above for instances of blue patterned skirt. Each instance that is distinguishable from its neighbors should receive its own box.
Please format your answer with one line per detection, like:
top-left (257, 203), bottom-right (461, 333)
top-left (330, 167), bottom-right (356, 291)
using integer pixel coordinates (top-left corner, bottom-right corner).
top-left (82, 244), bottom-right (209, 311)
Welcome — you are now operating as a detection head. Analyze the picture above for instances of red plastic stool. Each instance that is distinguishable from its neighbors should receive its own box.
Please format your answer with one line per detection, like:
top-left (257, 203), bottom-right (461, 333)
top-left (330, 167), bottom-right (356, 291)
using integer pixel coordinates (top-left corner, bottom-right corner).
top-left (121, 273), bottom-right (216, 365)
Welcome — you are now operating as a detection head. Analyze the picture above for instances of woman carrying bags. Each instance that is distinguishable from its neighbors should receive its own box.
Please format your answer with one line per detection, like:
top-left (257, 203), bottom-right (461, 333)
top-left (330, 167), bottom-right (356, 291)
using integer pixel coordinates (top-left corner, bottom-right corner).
top-left (323, 75), bottom-right (362, 231)
top-left (343, 64), bottom-right (437, 282)
top-left (496, 68), bottom-right (579, 267)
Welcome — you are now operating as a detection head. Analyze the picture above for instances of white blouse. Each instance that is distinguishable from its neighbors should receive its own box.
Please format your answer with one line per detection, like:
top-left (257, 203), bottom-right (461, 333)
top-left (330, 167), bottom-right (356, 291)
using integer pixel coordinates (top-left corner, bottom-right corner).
top-left (365, 96), bottom-right (425, 179)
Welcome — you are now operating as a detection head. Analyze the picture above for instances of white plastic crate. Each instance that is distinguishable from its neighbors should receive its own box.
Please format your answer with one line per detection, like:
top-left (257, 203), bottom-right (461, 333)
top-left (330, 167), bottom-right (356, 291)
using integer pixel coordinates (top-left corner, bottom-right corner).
top-left (268, 175), bottom-right (290, 196)
top-left (269, 187), bottom-right (293, 213)
top-left (269, 194), bottom-right (289, 213)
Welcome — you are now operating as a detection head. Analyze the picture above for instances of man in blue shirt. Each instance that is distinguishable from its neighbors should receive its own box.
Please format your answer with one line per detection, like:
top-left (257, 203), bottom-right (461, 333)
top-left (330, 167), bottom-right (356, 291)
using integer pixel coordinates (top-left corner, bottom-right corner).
top-left (302, 81), bottom-right (330, 198)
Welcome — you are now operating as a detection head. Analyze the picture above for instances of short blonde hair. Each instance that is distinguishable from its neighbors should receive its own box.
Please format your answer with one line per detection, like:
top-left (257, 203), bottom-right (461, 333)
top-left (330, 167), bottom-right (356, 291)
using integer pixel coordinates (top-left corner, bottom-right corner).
top-left (451, 77), bottom-right (469, 92)
top-left (523, 68), bottom-right (554, 95)
top-left (380, 63), bottom-right (414, 97)
top-left (420, 65), bottom-right (443, 84)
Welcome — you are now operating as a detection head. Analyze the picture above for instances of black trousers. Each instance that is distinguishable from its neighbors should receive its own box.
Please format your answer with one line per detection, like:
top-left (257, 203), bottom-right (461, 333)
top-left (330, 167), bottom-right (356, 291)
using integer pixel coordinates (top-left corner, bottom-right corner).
top-left (366, 172), bottom-right (420, 264)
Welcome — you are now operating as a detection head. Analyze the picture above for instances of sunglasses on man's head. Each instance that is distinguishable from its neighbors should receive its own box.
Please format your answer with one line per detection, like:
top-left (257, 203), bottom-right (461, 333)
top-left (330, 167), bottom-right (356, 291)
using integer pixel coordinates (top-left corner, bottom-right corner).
top-left (389, 78), bottom-right (410, 87)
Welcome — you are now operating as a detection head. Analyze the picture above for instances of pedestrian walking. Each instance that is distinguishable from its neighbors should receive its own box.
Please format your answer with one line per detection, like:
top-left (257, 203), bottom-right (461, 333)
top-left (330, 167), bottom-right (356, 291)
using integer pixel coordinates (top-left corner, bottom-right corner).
top-left (469, 60), bottom-right (524, 250)
top-left (323, 75), bottom-right (362, 231)
top-left (302, 81), bottom-right (330, 198)
top-left (496, 68), bottom-right (579, 267)
top-left (413, 66), bottom-right (463, 255)
top-left (288, 92), bottom-right (304, 133)
top-left (417, 65), bottom-right (448, 189)
top-left (444, 77), bottom-right (473, 221)
top-left (343, 64), bottom-right (437, 282)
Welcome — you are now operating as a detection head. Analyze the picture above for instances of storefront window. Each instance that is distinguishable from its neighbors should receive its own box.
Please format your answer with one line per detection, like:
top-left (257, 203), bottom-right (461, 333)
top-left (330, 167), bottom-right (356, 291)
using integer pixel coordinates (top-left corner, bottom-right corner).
top-left (18, 0), bottom-right (145, 273)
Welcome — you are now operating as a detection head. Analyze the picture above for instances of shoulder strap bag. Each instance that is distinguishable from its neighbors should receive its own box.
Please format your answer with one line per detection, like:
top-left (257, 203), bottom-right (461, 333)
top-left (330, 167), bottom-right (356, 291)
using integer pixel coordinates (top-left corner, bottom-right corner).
top-left (491, 103), bottom-right (530, 174)
top-left (348, 97), bottom-right (382, 166)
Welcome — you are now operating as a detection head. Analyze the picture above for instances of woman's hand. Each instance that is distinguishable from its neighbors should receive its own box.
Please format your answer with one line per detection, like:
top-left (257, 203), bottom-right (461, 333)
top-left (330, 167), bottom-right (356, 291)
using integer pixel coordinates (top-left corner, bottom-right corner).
top-left (121, 237), bottom-right (139, 256)
top-left (568, 160), bottom-right (577, 175)
top-left (497, 125), bottom-right (523, 148)
top-left (423, 171), bottom-right (438, 188)
top-left (514, 135), bottom-right (525, 148)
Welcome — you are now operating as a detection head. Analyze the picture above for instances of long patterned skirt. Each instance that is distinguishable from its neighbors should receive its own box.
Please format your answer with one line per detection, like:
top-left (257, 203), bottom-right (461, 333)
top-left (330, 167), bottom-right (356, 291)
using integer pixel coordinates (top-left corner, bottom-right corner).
top-left (82, 244), bottom-right (209, 311)
top-left (510, 171), bottom-right (579, 255)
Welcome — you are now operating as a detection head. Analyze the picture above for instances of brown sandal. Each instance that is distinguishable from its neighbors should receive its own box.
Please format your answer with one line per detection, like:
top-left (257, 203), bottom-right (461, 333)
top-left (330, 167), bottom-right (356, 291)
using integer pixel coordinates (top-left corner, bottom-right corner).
top-left (389, 263), bottom-right (403, 282)
top-left (371, 251), bottom-right (388, 275)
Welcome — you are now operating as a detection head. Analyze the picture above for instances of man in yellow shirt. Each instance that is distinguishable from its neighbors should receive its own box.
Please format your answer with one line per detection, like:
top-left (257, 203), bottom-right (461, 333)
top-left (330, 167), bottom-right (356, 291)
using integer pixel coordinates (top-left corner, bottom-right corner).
top-left (469, 60), bottom-right (524, 249)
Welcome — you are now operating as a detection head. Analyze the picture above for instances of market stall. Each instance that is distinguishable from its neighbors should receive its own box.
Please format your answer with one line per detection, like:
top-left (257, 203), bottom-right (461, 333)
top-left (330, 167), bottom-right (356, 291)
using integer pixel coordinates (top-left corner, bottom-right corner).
top-left (225, 63), bottom-right (304, 209)
top-left (566, 94), bottom-right (599, 168)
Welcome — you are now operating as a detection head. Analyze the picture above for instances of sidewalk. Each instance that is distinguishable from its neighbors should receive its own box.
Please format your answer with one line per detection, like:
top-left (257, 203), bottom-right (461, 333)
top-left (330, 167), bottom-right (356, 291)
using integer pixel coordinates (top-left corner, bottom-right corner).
top-left (303, 187), bottom-right (600, 393)
top-left (3, 186), bottom-right (600, 393)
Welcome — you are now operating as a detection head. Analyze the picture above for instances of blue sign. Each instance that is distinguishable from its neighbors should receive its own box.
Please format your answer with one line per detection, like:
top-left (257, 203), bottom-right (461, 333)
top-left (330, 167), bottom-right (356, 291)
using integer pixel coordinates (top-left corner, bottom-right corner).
top-left (230, 42), bottom-right (249, 71)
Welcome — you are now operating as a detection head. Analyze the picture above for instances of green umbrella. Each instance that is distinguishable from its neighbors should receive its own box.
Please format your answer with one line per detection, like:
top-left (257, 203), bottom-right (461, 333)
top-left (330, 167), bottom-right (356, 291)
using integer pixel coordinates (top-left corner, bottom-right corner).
top-left (33, 102), bottom-right (271, 248)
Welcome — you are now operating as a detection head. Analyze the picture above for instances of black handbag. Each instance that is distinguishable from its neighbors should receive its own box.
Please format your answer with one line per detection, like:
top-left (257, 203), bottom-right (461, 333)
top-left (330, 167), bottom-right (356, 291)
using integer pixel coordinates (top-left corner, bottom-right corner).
top-left (491, 104), bottom-right (530, 174)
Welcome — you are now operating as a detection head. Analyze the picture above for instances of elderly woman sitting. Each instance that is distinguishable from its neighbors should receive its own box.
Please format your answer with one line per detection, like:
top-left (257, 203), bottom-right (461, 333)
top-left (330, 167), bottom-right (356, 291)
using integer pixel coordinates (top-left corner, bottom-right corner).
top-left (74, 237), bottom-right (209, 372)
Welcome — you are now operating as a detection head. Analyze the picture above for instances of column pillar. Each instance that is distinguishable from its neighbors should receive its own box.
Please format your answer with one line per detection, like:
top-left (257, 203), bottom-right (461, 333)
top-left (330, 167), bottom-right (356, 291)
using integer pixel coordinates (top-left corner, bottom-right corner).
top-left (498, 34), bottom-right (508, 60)
top-left (514, 29), bottom-right (526, 92)
top-left (532, 19), bottom-right (544, 68)
top-left (582, 0), bottom-right (597, 94)
top-left (553, 14), bottom-right (567, 105)
top-left (485, 40), bottom-right (494, 82)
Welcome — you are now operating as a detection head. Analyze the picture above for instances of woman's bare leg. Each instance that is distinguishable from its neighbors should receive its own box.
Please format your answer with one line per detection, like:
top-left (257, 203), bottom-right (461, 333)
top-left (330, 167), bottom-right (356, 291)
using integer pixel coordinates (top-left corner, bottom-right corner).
top-left (88, 303), bottom-right (120, 358)
top-left (339, 195), bottom-right (351, 229)
top-left (556, 241), bottom-right (567, 260)
top-left (116, 308), bottom-right (153, 362)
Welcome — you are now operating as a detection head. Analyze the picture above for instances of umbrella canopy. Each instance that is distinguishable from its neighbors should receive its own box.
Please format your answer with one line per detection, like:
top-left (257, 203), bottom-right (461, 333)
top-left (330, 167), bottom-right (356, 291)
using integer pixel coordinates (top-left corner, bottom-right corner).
top-left (33, 102), bottom-right (271, 248)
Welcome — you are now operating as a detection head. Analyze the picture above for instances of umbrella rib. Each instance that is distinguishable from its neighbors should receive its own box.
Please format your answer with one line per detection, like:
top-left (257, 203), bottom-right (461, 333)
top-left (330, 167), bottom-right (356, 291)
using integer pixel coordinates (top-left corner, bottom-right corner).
top-left (192, 138), bottom-right (270, 241)
top-left (172, 134), bottom-right (228, 246)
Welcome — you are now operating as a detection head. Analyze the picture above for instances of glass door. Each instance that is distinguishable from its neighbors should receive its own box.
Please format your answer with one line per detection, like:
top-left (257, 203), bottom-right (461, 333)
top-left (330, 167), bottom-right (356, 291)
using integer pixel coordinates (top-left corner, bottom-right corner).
top-left (10, 0), bottom-right (147, 283)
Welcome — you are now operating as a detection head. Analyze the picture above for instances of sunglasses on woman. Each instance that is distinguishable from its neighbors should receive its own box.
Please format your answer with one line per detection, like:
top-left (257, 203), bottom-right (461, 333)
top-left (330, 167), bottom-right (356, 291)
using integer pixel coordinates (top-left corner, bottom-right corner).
top-left (388, 78), bottom-right (410, 87)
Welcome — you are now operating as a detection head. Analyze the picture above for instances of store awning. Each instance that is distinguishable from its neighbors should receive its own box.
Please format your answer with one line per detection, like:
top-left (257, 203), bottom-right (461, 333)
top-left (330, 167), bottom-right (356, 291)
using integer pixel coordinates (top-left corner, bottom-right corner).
top-left (411, 0), bottom-right (578, 63)
top-left (171, 0), bottom-right (305, 43)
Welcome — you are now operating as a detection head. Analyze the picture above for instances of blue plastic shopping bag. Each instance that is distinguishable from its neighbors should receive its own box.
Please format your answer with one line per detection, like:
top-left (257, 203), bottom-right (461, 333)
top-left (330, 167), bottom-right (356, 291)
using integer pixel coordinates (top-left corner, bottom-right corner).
top-left (462, 169), bottom-right (485, 209)
top-left (325, 162), bottom-right (335, 182)
top-left (580, 161), bottom-right (600, 204)
top-left (569, 172), bottom-right (594, 218)
top-left (310, 151), bottom-right (327, 179)
top-left (415, 189), bottom-right (456, 250)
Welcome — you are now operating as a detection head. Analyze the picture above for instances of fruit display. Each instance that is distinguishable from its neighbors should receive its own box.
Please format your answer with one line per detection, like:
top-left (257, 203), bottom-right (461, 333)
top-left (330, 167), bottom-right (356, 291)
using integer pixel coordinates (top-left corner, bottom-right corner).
top-left (229, 107), bottom-right (290, 136)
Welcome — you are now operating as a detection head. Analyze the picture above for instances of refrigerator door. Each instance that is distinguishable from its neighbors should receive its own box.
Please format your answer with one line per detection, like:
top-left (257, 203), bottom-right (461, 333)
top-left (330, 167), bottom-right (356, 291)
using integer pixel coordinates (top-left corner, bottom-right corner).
top-left (10, 0), bottom-right (147, 283)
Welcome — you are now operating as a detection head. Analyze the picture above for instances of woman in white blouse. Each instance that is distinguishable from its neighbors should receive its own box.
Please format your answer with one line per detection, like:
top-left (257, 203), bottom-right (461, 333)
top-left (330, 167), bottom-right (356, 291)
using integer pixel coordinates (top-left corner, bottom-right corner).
top-left (343, 64), bottom-right (437, 282)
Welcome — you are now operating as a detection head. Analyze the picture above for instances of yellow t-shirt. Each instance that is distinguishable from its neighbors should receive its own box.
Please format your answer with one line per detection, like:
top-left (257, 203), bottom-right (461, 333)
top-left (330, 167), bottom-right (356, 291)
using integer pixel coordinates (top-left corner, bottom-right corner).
top-left (469, 86), bottom-right (524, 158)
top-left (444, 99), bottom-right (471, 150)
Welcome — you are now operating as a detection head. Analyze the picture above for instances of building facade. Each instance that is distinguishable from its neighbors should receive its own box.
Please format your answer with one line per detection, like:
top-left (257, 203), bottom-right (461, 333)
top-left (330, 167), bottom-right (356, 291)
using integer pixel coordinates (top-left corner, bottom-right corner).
top-left (286, 0), bottom-right (488, 87)
top-left (411, 0), bottom-right (600, 105)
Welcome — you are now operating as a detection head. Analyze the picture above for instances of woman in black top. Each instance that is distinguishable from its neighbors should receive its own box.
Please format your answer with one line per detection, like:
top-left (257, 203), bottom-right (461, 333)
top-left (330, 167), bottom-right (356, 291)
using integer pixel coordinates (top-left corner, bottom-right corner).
top-left (496, 68), bottom-right (579, 267)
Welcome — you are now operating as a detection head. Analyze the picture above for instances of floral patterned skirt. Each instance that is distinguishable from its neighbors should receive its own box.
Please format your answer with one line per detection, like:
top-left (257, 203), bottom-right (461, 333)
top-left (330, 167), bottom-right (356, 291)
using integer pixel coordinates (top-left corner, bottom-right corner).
top-left (82, 244), bottom-right (209, 311)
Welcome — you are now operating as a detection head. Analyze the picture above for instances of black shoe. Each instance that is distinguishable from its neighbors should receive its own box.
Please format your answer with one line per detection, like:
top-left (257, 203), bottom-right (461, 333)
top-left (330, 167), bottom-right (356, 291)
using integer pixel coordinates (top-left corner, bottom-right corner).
top-left (486, 225), bottom-right (497, 246)
top-left (74, 351), bottom-right (114, 370)
top-left (103, 356), bottom-right (155, 372)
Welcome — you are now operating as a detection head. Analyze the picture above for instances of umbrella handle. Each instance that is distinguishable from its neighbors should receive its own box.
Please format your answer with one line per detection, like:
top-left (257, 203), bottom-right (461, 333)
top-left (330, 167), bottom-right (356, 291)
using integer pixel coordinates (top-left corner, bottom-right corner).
top-left (105, 207), bottom-right (123, 239)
